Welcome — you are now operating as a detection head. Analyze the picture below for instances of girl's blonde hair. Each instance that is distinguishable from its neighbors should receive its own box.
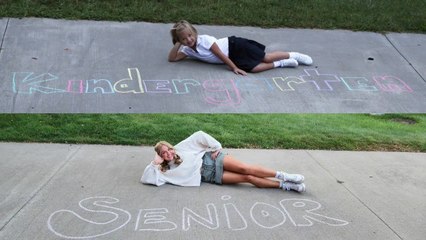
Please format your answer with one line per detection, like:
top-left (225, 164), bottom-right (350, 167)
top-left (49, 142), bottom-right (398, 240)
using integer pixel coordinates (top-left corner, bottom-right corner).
top-left (154, 141), bottom-right (182, 172)
top-left (170, 20), bottom-right (198, 45)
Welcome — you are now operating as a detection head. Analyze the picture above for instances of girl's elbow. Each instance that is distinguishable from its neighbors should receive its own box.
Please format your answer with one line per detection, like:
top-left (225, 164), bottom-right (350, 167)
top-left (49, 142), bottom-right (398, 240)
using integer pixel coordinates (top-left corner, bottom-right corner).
top-left (169, 57), bottom-right (185, 62)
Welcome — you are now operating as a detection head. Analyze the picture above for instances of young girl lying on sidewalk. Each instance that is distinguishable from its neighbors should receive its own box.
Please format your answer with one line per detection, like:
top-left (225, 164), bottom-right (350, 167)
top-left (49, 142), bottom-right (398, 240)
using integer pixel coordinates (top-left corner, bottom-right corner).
top-left (168, 20), bottom-right (313, 76)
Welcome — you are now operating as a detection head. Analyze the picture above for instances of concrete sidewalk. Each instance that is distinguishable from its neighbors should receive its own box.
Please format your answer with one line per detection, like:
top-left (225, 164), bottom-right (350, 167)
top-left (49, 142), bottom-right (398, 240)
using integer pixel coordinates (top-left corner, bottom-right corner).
top-left (0, 142), bottom-right (425, 240)
top-left (0, 18), bottom-right (425, 113)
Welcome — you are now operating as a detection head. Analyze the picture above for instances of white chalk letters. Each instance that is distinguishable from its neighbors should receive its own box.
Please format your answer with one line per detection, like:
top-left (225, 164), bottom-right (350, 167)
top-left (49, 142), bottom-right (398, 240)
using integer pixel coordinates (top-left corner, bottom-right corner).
top-left (47, 195), bottom-right (348, 239)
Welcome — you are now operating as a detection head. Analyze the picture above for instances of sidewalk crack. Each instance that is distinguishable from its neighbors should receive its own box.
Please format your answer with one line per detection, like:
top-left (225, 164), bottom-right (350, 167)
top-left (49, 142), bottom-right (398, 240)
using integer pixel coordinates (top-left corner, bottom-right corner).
top-left (0, 144), bottom-right (83, 232)
top-left (306, 150), bottom-right (404, 240)
top-left (0, 18), bottom-right (10, 53)
top-left (385, 33), bottom-right (426, 84)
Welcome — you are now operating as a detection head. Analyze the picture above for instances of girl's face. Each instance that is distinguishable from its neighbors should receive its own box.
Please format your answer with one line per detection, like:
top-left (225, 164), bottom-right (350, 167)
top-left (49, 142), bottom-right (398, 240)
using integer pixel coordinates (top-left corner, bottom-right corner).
top-left (159, 144), bottom-right (176, 161)
top-left (178, 29), bottom-right (196, 48)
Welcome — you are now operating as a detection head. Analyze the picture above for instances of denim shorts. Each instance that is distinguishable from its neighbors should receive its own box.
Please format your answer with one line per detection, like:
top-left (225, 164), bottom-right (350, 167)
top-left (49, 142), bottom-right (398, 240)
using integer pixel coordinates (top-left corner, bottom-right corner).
top-left (201, 151), bottom-right (225, 184)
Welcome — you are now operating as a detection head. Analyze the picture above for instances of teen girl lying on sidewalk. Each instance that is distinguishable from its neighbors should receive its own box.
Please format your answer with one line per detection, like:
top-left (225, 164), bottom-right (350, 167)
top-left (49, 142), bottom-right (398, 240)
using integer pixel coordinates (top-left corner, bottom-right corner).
top-left (141, 131), bottom-right (305, 192)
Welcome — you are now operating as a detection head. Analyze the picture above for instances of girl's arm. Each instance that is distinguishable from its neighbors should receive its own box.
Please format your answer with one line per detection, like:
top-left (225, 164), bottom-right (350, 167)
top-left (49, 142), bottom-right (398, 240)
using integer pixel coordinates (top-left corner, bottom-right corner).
top-left (168, 42), bottom-right (187, 62)
top-left (175, 131), bottom-right (222, 153)
top-left (210, 43), bottom-right (247, 76)
top-left (210, 150), bottom-right (221, 160)
top-left (192, 131), bottom-right (222, 151)
top-left (153, 153), bottom-right (164, 165)
top-left (140, 153), bottom-right (167, 186)
top-left (141, 163), bottom-right (165, 186)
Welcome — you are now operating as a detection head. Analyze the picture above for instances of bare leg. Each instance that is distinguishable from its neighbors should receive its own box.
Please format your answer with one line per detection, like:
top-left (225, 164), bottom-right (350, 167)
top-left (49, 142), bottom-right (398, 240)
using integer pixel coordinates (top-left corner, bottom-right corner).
top-left (223, 155), bottom-right (276, 178)
top-left (222, 171), bottom-right (280, 188)
top-left (221, 155), bottom-right (305, 191)
top-left (263, 52), bottom-right (290, 63)
top-left (251, 62), bottom-right (274, 73)
top-left (250, 52), bottom-right (292, 72)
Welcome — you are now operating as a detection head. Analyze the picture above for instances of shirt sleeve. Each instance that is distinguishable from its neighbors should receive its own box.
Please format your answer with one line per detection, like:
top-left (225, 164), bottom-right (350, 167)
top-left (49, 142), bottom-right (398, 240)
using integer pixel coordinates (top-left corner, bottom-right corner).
top-left (176, 130), bottom-right (222, 152)
top-left (198, 35), bottom-right (217, 49)
top-left (195, 131), bottom-right (222, 151)
top-left (140, 162), bottom-right (166, 186)
top-left (180, 35), bottom-right (216, 56)
top-left (180, 46), bottom-right (191, 56)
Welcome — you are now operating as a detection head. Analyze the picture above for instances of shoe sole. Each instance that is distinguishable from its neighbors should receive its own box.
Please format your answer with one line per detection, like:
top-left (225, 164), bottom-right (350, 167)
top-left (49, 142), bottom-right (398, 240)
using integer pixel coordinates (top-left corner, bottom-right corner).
top-left (298, 183), bottom-right (306, 193)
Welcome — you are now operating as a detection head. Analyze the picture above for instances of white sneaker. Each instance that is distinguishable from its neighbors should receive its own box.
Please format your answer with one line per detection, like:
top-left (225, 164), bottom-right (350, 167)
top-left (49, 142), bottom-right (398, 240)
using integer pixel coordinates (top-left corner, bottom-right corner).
top-left (282, 182), bottom-right (306, 193)
top-left (289, 52), bottom-right (313, 65)
top-left (278, 171), bottom-right (305, 183)
top-left (279, 59), bottom-right (298, 67)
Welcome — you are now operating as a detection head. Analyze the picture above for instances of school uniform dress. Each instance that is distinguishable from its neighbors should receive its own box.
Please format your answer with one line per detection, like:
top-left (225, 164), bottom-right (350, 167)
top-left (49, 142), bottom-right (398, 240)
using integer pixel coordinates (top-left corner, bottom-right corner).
top-left (140, 131), bottom-right (224, 187)
top-left (180, 35), bottom-right (266, 71)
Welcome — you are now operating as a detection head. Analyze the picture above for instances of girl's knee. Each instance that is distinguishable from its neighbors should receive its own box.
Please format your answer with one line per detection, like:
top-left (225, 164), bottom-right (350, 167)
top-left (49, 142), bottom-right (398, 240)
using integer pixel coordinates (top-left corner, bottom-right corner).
top-left (245, 174), bottom-right (257, 183)
top-left (245, 175), bottom-right (266, 188)
top-left (235, 174), bottom-right (253, 183)
top-left (229, 166), bottom-right (246, 175)
top-left (263, 55), bottom-right (274, 63)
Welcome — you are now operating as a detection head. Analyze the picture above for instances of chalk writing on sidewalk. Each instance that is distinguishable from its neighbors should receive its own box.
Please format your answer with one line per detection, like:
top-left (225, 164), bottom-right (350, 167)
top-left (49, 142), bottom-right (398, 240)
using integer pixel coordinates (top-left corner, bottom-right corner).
top-left (12, 68), bottom-right (413, 107)
top-left (47, 196), bottom-right (131, 239)
top-left (47, 195), bottom-right (349, 239)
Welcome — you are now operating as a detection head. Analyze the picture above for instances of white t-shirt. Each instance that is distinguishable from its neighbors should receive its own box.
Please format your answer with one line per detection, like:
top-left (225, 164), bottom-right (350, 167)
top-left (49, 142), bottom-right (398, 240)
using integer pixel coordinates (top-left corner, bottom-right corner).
top-left (180, 35), bottom-right (229, 64)
top-left (140, 131), bottom-right (222, 186)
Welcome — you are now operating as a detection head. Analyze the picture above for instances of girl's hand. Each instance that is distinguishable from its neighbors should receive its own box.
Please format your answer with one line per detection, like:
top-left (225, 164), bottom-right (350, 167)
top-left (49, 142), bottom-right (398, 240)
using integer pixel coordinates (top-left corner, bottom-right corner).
top-left (153, 153), bottom-right (164, 165)
top-left (233, 68), bottom-right (247, 76)
top-left (211, 150), bottom-right (221, 160)
top-left (168, 42), bottom-right (187, 62)
top-left (210, 43), bottom-right (247, 76)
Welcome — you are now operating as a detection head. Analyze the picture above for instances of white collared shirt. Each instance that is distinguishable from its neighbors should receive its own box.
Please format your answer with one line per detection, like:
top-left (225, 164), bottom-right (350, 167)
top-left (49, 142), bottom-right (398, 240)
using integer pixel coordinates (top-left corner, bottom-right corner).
top-left (180, 35), bottom-right (229, 64)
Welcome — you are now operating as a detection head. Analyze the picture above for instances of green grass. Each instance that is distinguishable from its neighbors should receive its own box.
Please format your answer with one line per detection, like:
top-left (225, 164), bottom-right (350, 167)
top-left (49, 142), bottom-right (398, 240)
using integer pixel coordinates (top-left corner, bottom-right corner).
top-left (0, 114), bottom-right (425, 152)
top-left (0, 1), bottom-right (425, 151)
top-left (0, 0), bottom-right (425, 33)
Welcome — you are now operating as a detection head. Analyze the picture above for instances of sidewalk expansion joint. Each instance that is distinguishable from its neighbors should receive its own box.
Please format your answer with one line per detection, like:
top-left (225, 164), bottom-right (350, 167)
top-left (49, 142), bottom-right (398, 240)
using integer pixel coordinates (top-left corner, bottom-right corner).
top-left (306, 151), bottom-right (404, 240)
top-left (0, 144), bottom-right (82, 232)
top-left (385, 33), bottom-right (426, 84)
top-left (0, 18), bottom-right (9, 53)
